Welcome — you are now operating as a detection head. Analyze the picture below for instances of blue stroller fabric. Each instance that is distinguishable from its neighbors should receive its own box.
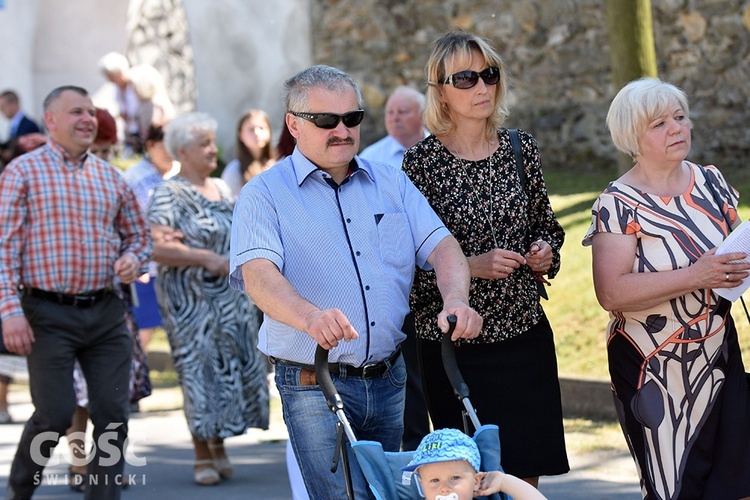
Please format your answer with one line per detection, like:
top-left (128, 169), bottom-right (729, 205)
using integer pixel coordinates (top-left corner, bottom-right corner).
top-left (352, 424), bottom-right (506, 500)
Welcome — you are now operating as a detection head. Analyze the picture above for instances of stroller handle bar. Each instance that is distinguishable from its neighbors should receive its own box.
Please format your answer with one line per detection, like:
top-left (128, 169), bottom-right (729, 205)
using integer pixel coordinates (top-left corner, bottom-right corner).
top-left (442, 314), bottom-right (482, 431)
top-left (441, 315), bottom-right (469, 399)
top-left (315, 344), bottom-right (359, 444)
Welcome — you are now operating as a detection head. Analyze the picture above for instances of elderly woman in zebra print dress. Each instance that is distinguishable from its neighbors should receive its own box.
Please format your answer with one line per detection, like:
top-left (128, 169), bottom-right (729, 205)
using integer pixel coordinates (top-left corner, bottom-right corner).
top-left (148, 113), bottom-right (269, 486)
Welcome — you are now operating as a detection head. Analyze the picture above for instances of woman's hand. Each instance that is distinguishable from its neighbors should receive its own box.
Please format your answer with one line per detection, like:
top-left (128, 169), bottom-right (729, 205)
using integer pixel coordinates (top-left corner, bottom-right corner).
top-left (467, 249), bottom-right (526, 280)
top-left (525, 239), bottom-right (553, 273)
top-left (689, 247), bottom-right (750, 289)
top-left (202, 252), bottom-right (230, 276)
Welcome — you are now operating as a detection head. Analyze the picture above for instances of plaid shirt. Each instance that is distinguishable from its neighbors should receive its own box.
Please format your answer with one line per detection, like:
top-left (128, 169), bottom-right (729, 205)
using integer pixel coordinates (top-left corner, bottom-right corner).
top-left (0, 140), bottom-right (152, 320)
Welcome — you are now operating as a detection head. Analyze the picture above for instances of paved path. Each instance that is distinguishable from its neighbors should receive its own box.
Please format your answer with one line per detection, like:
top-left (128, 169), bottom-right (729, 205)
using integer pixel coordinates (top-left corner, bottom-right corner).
top-left (0, 386), bottom-right (641, 499)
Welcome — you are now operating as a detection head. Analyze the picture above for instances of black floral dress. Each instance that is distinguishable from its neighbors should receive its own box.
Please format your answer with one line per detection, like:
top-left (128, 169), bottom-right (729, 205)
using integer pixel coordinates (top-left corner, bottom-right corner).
top-left (404, 130), bottom-right (563, 342)
top-left (402, 129), bottom-right (569, 478)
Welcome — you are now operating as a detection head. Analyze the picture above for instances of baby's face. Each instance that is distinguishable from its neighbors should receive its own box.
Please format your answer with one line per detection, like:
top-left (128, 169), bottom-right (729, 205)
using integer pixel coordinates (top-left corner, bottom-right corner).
top-left (417, 459), bottom-right (479, 500)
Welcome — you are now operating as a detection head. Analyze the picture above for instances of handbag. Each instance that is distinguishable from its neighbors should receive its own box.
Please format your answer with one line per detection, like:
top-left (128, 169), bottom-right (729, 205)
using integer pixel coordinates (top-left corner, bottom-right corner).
top-left (509, 129), bottom-right (549, 300)
top-left (698, 163), bottom-right (750, 388)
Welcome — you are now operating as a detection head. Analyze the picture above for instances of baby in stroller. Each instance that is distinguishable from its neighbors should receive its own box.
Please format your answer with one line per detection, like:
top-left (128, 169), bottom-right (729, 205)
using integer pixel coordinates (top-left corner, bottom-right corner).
top-left (403, 428), bottom-right (546, 500)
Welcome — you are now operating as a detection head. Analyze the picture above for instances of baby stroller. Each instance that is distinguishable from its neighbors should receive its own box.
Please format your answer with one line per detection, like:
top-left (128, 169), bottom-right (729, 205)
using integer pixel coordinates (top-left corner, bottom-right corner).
top-left (315, 315), bottom-right (517, 500)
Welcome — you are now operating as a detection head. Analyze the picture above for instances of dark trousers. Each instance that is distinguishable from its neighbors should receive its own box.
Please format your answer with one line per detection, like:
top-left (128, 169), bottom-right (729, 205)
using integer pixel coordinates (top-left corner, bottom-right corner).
top-left (401, 312), bottom-right (430, 451)
top-left (8, 293), bottom-right (132, 500)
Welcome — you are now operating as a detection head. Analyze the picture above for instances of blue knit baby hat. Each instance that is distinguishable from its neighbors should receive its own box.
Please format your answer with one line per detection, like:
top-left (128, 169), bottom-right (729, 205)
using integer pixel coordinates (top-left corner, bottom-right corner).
top-left (402, 428), bottom-right (481, 472)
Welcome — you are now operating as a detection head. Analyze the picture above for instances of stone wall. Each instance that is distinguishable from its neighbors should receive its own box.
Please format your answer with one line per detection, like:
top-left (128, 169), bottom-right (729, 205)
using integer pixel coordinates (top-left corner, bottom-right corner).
top-left (311, 0), bottom-right (750, 173)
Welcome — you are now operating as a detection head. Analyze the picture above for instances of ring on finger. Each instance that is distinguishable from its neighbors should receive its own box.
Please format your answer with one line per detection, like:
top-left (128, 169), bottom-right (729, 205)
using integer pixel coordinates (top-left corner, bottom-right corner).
top-left (539, 263), bottom-right (543, 269)
top-left (726, 273), bottom-right (730, 281)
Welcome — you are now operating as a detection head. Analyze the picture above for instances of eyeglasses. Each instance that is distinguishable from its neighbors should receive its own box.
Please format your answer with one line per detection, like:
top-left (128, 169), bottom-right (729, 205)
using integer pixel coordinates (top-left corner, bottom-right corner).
top-left (290, 109), bottom-right (365, 129)
top-left (442, 67), bottom-right (500, 90)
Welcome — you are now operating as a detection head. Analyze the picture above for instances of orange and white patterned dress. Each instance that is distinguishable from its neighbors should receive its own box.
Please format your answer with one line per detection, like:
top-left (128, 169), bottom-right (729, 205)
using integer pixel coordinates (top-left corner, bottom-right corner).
top-left (583, 161), bottom-right (750, 499)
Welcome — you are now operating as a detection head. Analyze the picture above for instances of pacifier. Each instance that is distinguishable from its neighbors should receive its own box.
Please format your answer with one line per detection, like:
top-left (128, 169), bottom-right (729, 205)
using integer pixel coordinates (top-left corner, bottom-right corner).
top-left (435, 493), bottom-right (459, 500)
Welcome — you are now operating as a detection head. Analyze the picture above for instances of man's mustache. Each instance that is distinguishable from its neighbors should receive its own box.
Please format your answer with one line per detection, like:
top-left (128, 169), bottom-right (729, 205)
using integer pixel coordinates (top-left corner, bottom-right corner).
top-left (327, 137), bottom-right (355, 146)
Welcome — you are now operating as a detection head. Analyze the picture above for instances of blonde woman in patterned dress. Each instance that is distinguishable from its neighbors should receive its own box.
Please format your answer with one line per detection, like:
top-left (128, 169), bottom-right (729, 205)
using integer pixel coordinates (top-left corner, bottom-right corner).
top-left (149, 113), bottom-right (269, 486)
top-left (402, 30), bottom-right (569, 489)
top-left (584, 77), bottom-right (750, 498)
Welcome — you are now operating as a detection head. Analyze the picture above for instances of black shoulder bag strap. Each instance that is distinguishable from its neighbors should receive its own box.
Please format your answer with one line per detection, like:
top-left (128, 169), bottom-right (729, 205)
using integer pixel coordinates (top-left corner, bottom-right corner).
top-left (698, 163), bottom-right (750, 323)
top-left (509, 129), bottom-right (548, 300)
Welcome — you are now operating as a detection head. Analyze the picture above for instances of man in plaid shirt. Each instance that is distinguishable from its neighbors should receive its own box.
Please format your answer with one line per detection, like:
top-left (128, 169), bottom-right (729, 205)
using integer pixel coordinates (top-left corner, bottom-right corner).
top-left (0, 85), bottom-right (151, 500)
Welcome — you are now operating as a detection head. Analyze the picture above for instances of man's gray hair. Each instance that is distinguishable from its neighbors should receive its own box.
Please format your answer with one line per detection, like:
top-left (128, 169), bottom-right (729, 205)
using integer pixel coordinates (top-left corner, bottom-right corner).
top-left (164, 112), bottom-right (218, 158)
top-left (282, 65), bottom-right (363, 113)
top-left (389, 86), bottom-right (426, 114)
top-left (43, 86), bottom-right (88, 112)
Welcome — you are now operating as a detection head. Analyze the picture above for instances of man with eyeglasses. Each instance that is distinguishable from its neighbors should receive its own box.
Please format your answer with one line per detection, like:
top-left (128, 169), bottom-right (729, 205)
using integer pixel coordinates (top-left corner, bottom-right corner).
top-left (230, 65), bottom-right (483, 499)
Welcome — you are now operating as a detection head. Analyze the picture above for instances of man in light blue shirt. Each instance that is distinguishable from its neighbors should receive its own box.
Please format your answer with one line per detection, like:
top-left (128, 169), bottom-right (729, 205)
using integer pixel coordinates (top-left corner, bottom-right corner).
top-left (359, 85), bottom-right (428, 169)
top-left (359, 85), bottom-right (431, 452)
top-left (230, 65), bottom-right (482, 499)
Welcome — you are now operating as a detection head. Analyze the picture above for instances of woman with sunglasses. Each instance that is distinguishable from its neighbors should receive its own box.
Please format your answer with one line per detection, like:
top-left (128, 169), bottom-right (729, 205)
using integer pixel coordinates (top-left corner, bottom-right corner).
top-left (402, 30), bottom-right (569, 488)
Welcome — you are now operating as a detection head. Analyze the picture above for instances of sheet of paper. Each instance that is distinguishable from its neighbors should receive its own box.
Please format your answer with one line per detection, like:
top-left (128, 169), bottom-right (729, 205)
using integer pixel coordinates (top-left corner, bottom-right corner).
top-left (714, 220), bottom-right (750, 302)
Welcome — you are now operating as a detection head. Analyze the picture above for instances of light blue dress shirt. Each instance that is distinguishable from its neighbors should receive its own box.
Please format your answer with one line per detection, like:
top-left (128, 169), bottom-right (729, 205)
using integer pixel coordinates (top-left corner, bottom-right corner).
top-left (359, 130), bottom-right (429, 170)
top-left (359, 135), bottom-right (407, 170)
top-left (230, 147), bottom-right (450, 366)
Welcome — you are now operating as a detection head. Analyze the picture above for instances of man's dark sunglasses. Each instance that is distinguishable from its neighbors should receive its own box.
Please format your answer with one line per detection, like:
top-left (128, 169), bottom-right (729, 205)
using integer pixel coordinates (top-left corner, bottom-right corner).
top-left (442, 67), bottom-right (501, 90)
top-left (290, 109), bottom-right (365, 129)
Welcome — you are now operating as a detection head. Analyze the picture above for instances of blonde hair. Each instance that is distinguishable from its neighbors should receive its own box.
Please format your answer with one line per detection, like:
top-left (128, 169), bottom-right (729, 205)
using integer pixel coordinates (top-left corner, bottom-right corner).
top-left (606, 77), bottom-right (692, 159)
top-left (424, 30), bottom-right (508, 139)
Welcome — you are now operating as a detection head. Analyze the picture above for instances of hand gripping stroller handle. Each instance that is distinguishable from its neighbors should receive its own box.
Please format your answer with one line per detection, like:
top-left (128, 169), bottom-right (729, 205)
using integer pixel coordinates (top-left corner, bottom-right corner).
top-left (441, 314), bottom-right (470, 400)
top-left (315, 345), bottom-right (345, 412)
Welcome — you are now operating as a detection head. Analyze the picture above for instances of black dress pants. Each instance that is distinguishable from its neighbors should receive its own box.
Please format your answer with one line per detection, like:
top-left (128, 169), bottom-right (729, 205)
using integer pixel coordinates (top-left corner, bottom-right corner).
top-left (8, 293), bottom-right (132, 500)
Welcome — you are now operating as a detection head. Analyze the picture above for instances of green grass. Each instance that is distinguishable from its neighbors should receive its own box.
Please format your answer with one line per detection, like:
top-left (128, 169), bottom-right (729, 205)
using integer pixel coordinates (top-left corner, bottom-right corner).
top-left (147, 327), bottom-right (170, 352)
top-left (563, 418), bottom-right (627, 454)
top-left (545, 167), bottom-right (750, 380)
top-left (148, 369), bottom-right (179, 389)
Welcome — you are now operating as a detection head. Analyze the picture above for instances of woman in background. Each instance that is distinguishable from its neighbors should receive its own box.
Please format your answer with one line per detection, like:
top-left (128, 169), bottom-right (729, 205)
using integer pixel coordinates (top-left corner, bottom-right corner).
top-left (221, 109), bottom-right (276, 199)
top-left (149, 113), bottom-right (269, 486)
top-left (583, 77), bottom-right (750, 498)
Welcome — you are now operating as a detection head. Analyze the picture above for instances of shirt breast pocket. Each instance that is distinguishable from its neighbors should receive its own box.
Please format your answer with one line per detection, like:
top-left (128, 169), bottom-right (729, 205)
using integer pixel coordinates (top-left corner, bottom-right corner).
top-left (376, 213), bottom-right (413, 270)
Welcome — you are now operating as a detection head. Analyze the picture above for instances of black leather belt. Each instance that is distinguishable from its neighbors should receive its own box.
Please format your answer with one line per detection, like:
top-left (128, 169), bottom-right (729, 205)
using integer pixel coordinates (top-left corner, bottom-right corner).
top-left (272, 347), bottom-right (401, 379)
top-left (22, 287), bottom-right (112, 309)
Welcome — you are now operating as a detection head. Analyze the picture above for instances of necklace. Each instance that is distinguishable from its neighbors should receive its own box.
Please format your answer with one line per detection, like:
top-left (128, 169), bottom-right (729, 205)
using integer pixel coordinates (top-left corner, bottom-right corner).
top-left (452, 139), bottom-right (499, 249)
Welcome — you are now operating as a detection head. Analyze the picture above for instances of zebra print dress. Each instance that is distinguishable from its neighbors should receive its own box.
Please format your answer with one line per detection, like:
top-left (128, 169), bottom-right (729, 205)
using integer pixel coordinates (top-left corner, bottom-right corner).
top-left (148, 176), bottom-right (269, 439)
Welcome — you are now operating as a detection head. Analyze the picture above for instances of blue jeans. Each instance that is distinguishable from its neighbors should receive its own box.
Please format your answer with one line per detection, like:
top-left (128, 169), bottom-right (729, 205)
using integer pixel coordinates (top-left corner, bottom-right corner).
top-left (275, 354), bottom-right (406, 499)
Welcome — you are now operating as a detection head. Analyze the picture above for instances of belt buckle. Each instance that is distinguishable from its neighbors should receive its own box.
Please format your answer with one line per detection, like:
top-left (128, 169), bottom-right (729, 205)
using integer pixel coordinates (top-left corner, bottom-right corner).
top-left (361, 362), bottom-right (380, 378)
top-left (72, 295), bottom-right (93, 308)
